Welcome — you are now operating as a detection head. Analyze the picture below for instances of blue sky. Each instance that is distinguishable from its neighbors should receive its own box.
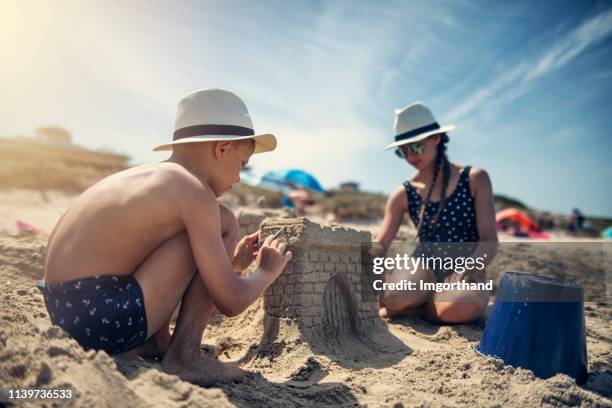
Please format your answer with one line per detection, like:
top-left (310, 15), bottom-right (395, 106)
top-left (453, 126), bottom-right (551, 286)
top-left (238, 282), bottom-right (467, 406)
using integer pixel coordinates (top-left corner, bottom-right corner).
top-left (1, 0), bottom-right (611, 216)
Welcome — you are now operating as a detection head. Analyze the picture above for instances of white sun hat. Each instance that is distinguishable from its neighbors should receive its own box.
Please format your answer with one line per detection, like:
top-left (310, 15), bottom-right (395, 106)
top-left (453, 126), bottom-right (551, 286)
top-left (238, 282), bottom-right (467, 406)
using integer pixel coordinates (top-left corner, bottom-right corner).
top-left (153, 88), bottom-right (277, 154)
top-left (385, 101), bottom-right (455, 150)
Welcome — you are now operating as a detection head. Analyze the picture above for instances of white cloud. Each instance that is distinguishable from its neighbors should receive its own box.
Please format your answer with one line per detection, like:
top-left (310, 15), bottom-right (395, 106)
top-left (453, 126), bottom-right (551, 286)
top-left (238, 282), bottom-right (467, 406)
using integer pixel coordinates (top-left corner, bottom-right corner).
top-left (447, 8), bottom-right (612, 125)
top-left (592, 70), bottom-right (612, 79)
top-left (525, 8), bottom-right (612, 81)
top-left (444, 63), bottom-right (527, 123)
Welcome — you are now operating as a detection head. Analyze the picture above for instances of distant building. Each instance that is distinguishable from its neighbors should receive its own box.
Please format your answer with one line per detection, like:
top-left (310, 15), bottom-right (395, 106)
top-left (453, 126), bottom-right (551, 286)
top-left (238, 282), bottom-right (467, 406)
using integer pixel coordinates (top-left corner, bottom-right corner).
top-left (35, 127), bottom-right (72, 145)
top-left (339, 181), bottom-right (360, 193)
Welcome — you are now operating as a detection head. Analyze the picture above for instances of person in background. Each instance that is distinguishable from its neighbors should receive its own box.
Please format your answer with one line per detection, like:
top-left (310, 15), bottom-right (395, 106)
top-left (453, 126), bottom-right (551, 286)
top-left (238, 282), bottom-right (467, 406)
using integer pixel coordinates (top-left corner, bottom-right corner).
top-left (569, 208), bottom-right (585, 233)
top-left (376, 102), bottom-right (498, 323)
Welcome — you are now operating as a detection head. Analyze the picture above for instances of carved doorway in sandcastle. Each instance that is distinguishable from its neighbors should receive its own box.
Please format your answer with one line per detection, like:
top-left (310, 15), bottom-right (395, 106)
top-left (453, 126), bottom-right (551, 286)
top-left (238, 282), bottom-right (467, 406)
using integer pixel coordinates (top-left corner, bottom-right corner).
top-left (321, 272), bottom-right (362, 339)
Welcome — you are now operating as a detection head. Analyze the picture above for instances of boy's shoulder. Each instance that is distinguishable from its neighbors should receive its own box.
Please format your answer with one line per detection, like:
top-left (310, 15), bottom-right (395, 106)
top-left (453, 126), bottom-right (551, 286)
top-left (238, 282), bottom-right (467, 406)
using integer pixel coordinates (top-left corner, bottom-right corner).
top-left (154, 162), bottom-right (208, 189)
top-left (153, 161), bottom-right (195, 180)
top-left (142, 162), bottom-right (216, 204)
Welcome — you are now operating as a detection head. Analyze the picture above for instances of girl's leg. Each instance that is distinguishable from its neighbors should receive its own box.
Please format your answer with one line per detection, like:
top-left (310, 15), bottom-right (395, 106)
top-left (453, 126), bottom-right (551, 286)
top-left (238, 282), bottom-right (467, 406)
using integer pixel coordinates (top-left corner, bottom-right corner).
top-left (421, 291), bottom-right (488, 323)
top-left (379, 267), bottom-right (435, 318)
top-left (421, 271), bottom-right (489, 323)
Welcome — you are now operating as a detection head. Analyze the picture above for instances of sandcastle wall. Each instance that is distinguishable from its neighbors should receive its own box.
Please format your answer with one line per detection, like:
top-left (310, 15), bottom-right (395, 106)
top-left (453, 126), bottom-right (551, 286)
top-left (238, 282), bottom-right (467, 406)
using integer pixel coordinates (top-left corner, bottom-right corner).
top-left (259, 218), bottom-right (379, 341)
top-left (236, 208), bottom-right (295, 239)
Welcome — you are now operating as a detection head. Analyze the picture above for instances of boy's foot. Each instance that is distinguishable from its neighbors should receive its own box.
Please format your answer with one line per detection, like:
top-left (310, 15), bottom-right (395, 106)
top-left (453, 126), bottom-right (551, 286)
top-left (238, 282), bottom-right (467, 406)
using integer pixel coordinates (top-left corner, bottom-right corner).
top-left (136, 331), bottom-right (171, 360)
top-left (115, 349), bottom-right (144, 362)
top-left (161, 349), bottom-right (248, 385)
top-left (200, 343), bottom-right (219, 357)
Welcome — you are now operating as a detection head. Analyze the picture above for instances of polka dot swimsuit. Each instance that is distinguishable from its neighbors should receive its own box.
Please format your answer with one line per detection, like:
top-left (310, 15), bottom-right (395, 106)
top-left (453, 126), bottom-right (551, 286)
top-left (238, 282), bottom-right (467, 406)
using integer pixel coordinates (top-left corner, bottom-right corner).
top-left (404, 166), bottom-right (479, 243)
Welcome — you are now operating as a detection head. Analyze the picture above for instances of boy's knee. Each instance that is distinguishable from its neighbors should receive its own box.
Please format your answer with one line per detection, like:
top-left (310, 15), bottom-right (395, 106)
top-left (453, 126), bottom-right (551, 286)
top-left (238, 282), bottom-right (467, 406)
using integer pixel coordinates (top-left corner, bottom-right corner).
top-left (219, 204), bottom-right (238, 234)
top-left (166, 231), bottom-right (197, 273)
top-left (173, 230), bottom-right (192, 249)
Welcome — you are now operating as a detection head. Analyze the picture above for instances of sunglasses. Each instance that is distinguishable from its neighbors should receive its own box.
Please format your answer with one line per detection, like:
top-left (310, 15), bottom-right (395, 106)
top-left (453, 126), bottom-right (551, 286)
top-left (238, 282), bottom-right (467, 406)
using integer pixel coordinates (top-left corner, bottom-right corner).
top-left (394, 141), bottom-right (425, 158)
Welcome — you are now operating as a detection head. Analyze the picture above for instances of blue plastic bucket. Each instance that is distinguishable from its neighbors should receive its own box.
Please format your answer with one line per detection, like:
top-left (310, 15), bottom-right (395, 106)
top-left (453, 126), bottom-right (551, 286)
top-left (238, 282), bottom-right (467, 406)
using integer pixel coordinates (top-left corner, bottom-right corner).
top-left (476, 272), bottom-right (588, 384)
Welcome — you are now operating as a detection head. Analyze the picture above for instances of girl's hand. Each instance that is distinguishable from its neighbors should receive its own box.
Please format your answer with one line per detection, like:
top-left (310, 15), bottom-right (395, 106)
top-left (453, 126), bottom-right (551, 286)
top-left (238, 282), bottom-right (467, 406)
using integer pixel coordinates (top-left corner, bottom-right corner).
top-left (232, 231), bottom-right (260, 272)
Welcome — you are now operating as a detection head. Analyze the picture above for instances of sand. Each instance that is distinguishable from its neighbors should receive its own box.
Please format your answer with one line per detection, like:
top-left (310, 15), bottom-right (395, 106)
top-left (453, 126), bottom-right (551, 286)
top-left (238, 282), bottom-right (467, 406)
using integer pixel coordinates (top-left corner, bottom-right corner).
top-left (0, 190), bottom-right (610, 407)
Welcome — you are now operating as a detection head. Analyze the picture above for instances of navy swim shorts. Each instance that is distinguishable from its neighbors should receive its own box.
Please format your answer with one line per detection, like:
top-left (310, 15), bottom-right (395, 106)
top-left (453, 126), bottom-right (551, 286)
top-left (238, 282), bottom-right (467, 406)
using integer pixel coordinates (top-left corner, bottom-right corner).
top-left (37, 274), bottom-right (148, 355)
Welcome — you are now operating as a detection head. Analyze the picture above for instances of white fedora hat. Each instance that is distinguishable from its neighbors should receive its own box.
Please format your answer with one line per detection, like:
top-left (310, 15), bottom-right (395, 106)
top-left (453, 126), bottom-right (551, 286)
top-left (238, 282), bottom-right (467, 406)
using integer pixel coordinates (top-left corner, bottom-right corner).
top-left (385, 101), bottom-right (455, 150)
top-left (153, 88), bottom-right (277, 154)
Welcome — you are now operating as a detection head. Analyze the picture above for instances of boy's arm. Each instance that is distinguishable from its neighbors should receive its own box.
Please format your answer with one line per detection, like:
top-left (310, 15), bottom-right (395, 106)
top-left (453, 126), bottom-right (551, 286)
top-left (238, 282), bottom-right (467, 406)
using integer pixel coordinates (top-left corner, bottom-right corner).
top-left (177, 182), bottom-right (291, 316)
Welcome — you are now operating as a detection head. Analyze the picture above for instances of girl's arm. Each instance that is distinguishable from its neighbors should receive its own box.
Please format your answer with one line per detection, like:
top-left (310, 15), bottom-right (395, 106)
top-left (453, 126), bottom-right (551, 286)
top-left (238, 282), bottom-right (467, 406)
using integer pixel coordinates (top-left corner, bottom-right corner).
top-left (375, 185), bottom-right (408, 249)
top-left (470, 167), bottom-right (499, 263)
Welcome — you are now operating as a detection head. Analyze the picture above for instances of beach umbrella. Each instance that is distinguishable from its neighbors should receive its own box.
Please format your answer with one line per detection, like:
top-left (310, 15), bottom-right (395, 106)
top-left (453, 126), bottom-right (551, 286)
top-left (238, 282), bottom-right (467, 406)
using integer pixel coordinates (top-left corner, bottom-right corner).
top-left (260, 169), bottom-right (325, 193)
top-left (496, 208), bottom-right (539, 231)
top-left (239, 167), bottom-right (261, 186)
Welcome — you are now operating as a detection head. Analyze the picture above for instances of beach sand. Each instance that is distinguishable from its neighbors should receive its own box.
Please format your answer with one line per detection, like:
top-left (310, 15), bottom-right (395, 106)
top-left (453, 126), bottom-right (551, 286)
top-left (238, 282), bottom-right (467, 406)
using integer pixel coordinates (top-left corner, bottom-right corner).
top-left (0, 190), bottom-right (610, 407)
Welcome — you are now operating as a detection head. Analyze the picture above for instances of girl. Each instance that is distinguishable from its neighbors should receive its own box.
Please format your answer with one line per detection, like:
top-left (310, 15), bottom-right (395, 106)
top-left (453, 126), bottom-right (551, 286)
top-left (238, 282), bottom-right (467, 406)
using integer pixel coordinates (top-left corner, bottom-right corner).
top-left (376, 102), bottom-right (498, 324)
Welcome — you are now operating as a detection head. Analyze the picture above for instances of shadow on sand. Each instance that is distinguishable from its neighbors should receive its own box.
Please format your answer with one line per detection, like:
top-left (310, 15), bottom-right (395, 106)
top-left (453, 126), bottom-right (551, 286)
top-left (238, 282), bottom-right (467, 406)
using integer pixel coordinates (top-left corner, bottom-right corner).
top-left (114, 353), bottom-right (363, 407)
top-left (237, 310), bottom-right (412, 372)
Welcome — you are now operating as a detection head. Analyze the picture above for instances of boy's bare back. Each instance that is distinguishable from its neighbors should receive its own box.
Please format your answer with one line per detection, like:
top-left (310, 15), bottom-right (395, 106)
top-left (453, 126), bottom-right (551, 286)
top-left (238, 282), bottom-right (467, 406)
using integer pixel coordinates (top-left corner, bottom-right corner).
top-left (44, 162), bottom-right (208, 284)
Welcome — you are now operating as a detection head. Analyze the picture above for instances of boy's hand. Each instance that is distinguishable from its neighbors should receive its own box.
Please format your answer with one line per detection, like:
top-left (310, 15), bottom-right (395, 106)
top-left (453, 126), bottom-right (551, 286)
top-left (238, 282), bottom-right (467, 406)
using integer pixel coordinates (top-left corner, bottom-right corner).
top-left (255, 234), bottom-right (292, 279)
top-left (232, 231), bottom-right (260, 272)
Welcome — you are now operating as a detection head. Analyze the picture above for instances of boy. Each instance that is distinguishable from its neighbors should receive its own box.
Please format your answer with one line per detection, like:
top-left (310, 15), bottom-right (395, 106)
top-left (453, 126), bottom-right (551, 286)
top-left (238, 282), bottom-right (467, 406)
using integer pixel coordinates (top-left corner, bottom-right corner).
top-left (38, 89), bottom-right (292, 384)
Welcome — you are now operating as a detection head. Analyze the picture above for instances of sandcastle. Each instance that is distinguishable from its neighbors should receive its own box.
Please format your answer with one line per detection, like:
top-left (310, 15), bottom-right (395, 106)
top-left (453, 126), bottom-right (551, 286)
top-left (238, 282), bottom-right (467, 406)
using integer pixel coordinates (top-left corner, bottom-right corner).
top-left (258, 218), bottom-right (380, 347)
top-left (236, 207), bottom-right (296, 238)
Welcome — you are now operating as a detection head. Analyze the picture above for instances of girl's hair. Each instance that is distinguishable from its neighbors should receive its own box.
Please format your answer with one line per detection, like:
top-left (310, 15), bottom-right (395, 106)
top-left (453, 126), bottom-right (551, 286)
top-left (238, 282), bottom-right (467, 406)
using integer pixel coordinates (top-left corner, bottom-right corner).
top-left (414, 133), bottom-right (451, 241)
